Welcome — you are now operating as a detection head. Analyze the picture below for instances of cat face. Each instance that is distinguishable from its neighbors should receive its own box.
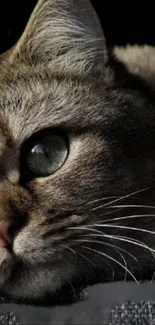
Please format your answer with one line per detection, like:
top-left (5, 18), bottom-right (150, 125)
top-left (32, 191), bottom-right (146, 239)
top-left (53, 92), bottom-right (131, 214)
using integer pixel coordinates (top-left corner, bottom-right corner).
top-left (0, 0), bottom-right (155, 305)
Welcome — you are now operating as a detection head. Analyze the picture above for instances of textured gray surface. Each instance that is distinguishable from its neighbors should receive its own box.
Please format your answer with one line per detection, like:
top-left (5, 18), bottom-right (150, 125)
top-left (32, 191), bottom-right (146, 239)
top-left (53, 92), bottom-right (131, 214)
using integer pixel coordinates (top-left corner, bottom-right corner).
top-left (0, 312), bottom-right (21, 324)
top-left (110, 302), bottom-right (155, 325)
top-left (1, 282), bottom-right (155, 324)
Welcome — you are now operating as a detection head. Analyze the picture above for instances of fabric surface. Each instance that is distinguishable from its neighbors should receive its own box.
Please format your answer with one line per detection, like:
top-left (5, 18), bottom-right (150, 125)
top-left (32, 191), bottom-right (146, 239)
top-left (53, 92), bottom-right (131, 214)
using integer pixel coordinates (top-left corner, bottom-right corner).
top-left (0, 312), bottom-right (21, 325)
top-left (1, 282), bottom-right (155, 324)
top-left (110, 302), bottom-right (155, 325)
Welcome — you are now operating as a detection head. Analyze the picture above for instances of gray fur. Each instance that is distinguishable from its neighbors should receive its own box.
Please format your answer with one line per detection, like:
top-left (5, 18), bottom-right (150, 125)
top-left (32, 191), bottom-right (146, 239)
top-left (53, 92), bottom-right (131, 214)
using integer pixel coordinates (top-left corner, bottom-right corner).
top-left (0, 0), bottom-right (155, 305)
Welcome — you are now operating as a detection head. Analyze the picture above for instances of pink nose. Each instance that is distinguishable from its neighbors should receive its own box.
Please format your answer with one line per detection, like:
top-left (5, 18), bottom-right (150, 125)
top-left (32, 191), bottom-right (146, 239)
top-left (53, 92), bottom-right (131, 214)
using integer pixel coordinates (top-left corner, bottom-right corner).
top-left (0, 220), bottom-right (15, 247)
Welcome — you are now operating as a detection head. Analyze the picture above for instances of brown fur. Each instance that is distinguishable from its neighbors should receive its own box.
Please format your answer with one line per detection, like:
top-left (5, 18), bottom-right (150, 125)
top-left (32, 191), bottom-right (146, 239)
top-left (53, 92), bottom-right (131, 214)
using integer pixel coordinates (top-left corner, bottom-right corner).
top-left (0, 0), bottom-right (155, 305)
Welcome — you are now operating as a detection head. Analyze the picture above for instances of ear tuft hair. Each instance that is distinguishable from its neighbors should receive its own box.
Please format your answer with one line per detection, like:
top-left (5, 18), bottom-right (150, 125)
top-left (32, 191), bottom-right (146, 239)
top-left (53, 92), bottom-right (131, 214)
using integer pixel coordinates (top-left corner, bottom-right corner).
top-left (11, 0), bottom-right (107, 73)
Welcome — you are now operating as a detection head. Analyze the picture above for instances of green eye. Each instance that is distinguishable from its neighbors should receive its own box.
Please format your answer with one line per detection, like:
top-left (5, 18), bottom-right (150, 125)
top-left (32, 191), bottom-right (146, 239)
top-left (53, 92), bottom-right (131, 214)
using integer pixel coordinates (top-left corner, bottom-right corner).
top-left (24, 132), bottom-right (68, 177)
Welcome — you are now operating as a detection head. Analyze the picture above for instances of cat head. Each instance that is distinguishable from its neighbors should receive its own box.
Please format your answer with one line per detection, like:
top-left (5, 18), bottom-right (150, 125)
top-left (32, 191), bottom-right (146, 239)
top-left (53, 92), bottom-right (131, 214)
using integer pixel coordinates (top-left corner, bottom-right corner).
top-left (0, 0), bottom-right (155, 305)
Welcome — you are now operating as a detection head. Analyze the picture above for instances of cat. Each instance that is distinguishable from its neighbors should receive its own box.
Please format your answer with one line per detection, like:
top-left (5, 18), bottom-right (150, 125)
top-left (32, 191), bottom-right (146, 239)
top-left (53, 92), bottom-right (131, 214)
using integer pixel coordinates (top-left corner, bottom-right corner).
top-left (0, 0), bottom-right (155, 306)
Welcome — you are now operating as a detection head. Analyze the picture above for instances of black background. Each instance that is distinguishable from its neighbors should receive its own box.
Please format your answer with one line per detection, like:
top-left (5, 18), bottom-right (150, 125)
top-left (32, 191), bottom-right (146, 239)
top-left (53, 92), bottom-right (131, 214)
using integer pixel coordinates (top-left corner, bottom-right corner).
top-left (0, 1), bottom-right (154, 54)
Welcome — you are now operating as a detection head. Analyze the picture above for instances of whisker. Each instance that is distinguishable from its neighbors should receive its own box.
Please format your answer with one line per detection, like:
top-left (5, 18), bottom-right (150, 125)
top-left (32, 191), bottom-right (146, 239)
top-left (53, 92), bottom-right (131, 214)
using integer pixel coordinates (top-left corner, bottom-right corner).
top-left (68, 281), bottom-right (76, 297)
top-left (68, 225), bottom-right (105, 234)
top-left (90, 187), bottom-right (150, 211)
top-left (76, 238), bottom-right (138, 282)
top-left (102, 214), bottom-right (155, 224)
top-left (68, 225), bottom-right (155, 257)
top-left (69, 225), bottom-right (155, 266)
top-left (60, 244), bottom-right (95, 268)
top-left (81, 247), bottom-right (115, 279)
top-left (79, 235), bottom-right (140, 266)
top-left (76, 251), bottom-right (96, 267)
top-left (92, 224), bottom-right (155, 236)
top-left (87, 196), bottom-right (119, 205)
top-left (60, 244), bottom-right (77, 255)
top-left (105, 234), bottom-right (155, 282)
top-left (101, 234), bottom-right (155, 261)
top-left (107, 205), bottom-right (155, 210)
top-left (69, 224), bottom-right (155, 280)
top-left (151, 271), bottom-right (155, 283)
top-left (81, 245), bottom-right (139, 284)
top-left (93, 208), bottom-right (124, 219)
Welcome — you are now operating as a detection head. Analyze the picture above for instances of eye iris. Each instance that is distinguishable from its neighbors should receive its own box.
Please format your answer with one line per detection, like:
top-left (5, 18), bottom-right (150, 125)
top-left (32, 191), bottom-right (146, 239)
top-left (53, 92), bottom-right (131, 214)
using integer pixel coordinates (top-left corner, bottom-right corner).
top-left (25, 134), bottom-right (68, 177)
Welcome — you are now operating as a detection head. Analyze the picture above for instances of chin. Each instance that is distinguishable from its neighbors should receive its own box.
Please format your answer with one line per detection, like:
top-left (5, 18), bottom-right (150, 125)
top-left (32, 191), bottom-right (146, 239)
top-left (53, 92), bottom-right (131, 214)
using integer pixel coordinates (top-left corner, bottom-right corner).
top-left (0, 247), bottom-right (84, 306)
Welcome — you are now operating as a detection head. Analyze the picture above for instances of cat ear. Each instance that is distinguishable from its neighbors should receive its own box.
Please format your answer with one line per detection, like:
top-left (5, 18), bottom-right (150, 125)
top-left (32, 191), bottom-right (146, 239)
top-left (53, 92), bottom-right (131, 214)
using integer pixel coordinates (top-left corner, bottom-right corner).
top-left (12, 0), bottom-right (107, 73)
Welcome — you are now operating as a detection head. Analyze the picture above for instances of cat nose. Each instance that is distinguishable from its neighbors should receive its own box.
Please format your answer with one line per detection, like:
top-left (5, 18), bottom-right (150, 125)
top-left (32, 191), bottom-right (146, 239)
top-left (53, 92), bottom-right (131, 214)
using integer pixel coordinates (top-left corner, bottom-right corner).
top-left (0, 220), bottom-right (16, 247)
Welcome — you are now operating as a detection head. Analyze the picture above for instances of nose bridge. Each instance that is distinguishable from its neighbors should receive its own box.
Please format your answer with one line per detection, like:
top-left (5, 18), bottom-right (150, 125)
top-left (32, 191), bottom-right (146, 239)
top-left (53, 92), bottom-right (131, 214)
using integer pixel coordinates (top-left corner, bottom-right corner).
top-left (0, 181), bottom-right (28, 221)
top-left (0, 219), bottom-right (16, 247)
top-left (0, 181), bottom-right (29, 246)
top-left (0, 138), bottom-right (20, 189)
top-left (0, 185), bottom-right (13, 220)
top-left (3, 146), bottom-right (20, 183)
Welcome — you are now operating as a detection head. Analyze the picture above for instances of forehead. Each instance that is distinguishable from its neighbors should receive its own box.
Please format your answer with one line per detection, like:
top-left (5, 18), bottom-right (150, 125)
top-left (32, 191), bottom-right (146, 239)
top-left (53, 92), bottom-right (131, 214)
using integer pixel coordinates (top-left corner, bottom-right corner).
top-left (0, 63), bottom-right (106, 144)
